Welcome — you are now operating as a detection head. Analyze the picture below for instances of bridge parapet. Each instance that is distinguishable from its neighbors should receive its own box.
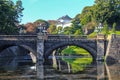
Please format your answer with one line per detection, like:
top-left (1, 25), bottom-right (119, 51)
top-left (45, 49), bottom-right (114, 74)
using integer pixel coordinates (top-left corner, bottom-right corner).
top-left (115, 35), bottom-right (120, 39)
top-left (0, 35), bottom-right (37, 40)
top-left (47, 35), bottom-right (87, 39)
top-left (0, 35), bottom-right (94, 41)
top-left (97, 34), bottom-right (106, 40)
top-left (46, 38), bottom-right (96, 42)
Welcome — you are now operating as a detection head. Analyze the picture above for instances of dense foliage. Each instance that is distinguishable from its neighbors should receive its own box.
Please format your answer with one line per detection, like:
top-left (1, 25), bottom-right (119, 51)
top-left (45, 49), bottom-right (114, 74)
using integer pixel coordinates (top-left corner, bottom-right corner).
top-left (74, 0), bottom-right (120, 34)
top-left (34, 19), bottom-right (49, 29)
top-left (94, 0), bottom-right (120, 24)
top-left (0, 0), bottom-right (23, 34)
top-left (47, 0), bottom-right (120, 35)
top-left (61, 46), bottom-right (90, 56)
top-left (20, 19), bottom-right (49, 34)
top-left (11, 0), bottom-right (120, 35)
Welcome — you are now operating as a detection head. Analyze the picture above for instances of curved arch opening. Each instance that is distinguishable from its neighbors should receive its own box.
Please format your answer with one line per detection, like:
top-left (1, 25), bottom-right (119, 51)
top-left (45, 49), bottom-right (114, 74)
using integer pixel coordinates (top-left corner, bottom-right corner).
top-left (46, 44), bottom-right (95, 73)
top-left (45, 43), bottom-right (97, 61)
top-left (0, 45), bottom-right (36, 75)
top-left (0, 45), bottom-right (36, 63)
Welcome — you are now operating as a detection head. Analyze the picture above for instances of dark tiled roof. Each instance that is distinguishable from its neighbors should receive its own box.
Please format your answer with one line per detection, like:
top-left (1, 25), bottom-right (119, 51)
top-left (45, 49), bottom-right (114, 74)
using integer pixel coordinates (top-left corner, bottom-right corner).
top-left (57, 15), bottom-right (72, 21)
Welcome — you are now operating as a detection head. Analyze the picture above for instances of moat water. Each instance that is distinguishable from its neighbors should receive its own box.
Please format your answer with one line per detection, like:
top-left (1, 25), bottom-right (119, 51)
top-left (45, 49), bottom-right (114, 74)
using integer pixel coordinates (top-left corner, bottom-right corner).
top-left (0, 56), bottom-right (120, 80)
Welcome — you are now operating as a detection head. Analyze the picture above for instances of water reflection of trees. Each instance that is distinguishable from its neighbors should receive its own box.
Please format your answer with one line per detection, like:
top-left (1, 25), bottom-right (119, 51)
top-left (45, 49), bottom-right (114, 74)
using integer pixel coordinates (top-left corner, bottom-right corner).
top-left (46, 50), bottom-right (120, 80)
top-left (45, 55), bottom-right (97, 79)
top-left (50, 49), bottom-right (93, 73)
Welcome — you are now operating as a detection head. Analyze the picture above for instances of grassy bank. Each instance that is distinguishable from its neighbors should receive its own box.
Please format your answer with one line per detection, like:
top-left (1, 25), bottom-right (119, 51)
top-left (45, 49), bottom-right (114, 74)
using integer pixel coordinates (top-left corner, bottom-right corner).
top-left (61, 46), bottom-right (92, 73)
top-left (61, 46), bottom-right (91, 56)
top-left (88, 30), bottom-right (120, 38)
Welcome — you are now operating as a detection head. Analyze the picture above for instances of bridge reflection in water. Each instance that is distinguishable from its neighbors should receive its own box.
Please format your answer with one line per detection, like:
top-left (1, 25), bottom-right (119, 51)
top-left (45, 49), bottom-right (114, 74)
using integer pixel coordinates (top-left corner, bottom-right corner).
top-left (0, 56), bottom-right (120, 80)
top-left (37, 54), bottom-right (120, 80)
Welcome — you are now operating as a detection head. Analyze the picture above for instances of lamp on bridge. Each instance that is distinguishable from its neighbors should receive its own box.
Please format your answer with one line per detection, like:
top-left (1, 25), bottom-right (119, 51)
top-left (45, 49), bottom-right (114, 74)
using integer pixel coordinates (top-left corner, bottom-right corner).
top-left (37, 24), bottom-right (47, 34)
top-left (94, 23), bottom-right (103, 34)
top-left (97, 23), bottom-right (103, 34)
top-left (37, 24), bottom-right (47, 39)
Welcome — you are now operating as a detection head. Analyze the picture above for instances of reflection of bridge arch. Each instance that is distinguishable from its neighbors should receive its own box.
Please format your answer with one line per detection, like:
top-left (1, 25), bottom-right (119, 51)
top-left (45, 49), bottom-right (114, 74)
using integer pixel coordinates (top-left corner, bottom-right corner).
top-left (44, 41), bottom-right (97, 61)
top-left (0, 44), bottom-right (36, 63)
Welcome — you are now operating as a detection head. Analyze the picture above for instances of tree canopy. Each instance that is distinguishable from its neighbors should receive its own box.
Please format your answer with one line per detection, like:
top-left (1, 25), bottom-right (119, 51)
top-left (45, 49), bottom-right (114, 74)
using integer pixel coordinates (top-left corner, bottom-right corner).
top-left (0, 0), bottom-right (23, 34)
top-left (94, 0), bottom-right (120, 24)
top-left (34, 19), bottom-right (49, 29)
top-left (74, 0), bottom-right (120, 32)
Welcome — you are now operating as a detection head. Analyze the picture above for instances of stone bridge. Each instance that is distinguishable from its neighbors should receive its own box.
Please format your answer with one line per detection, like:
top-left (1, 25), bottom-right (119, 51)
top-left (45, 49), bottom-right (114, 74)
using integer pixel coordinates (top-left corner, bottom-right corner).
top-left (44, 35), bottom-right (97, 61)
top-left (0, 34), bottom-right (106, 62)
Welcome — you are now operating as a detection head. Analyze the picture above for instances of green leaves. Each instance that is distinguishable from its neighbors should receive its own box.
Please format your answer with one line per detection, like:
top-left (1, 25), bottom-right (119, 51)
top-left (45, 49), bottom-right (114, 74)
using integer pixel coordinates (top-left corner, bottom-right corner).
top-left (73, 0), bottom-right (120, 35)
top-left (94, 0), bottom-right (120, 24)
top-left (48, 24), bottom-right (57, 34)
top-left (74, 29), bottom-right (83, 36)
top-left (80, 6), bottom-right (93, 25)
top-left (103, 21), bottom-right (109, 35)
top-left (112, 22), bottom-right (116, 33)
top-left (0, 0), bottom-right (23, 34)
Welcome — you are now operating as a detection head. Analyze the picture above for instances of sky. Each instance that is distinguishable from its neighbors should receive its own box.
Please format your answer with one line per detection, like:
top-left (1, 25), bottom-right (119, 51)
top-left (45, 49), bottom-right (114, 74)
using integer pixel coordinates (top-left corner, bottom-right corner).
top-left (13, 0), bottom-right (95, 24)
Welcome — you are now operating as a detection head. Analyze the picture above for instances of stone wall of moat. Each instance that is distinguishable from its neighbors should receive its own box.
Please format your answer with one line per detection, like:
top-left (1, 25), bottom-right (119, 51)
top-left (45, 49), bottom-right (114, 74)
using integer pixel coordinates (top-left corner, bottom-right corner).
top-left (106, 34), bottom-right (120, 63)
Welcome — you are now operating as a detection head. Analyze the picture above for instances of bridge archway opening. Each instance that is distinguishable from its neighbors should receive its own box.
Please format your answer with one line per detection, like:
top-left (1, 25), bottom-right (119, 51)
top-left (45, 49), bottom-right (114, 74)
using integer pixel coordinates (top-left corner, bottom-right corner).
top-left (0, 45), bottom-right (36, 63)
top-left (46, 45), bottom-right (94, 73)
top-left (45, 43), bottom-right (97, 62)
top-left (48, 45), bottom-right (92, 59)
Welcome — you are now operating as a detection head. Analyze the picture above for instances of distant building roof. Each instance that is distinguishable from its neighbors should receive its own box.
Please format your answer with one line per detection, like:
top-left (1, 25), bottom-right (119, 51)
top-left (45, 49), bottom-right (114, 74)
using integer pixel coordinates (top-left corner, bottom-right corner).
top-left (47, 15), bottom-right (73, 28)
top-left (57, 15), bottom-right (72, 21)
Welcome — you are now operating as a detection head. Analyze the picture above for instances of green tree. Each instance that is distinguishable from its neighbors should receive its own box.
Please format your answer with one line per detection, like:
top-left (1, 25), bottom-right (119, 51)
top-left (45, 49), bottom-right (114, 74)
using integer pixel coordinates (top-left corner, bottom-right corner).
top-left (112, 22), bottom-right (116, 33)
top-left (74, 29), bottom-right (83, 36)
top-left (94, 0), bottom-right (120, 24)
top-left (34, 19), bottom-right (49, 29)
top-left (15, 0), bottom-right (24, 22)
top-left (70, 21), bottom-right (83, 35)
top-left (57, 26), bottom-right (62, 34)
top-left (74, 6), bottom-right (96, 34)
top-left (80, 6), bottom-right (93, 26)
top-left (0, 0), bottom-right (24, 34)
top-left (74, 0), bottom-right (120, 34)
top-left (48, 24), bottom-right (57, 34)
top-left (103, 21), bottom-right (109, 35)
top-left (63, 27), bottom-right (72, 35)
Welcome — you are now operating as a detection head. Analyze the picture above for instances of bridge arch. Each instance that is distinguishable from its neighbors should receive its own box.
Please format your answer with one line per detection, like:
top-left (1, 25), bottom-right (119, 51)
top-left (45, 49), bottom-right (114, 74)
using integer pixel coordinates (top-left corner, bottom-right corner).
top-left (45, 42), bottom-right (97, 61)
top-left (0, 44), bottom-right (36, 63)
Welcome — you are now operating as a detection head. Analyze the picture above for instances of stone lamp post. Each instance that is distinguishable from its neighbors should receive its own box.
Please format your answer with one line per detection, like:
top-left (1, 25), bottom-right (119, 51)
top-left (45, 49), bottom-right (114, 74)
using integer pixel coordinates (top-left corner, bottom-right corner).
top-left (96, 23), bottom-right (106, 61)
top-left (98, 23), bottom-right (103, 33)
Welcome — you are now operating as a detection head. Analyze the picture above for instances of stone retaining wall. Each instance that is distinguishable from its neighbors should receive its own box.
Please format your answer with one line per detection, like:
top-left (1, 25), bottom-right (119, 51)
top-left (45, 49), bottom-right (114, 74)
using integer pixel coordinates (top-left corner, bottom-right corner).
top-left (106, 34), bottom-right (120, 63)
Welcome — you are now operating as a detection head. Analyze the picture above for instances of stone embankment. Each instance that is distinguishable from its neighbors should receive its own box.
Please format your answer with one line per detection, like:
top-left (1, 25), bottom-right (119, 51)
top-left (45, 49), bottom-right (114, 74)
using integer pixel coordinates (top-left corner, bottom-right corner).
top-left (106, 34), bottom-right (120, 63)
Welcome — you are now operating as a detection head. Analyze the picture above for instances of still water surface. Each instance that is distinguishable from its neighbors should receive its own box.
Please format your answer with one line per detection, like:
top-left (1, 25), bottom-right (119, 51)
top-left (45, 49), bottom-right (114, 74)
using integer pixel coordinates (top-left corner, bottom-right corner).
top-left (0, 56), bottom-right (120, 80)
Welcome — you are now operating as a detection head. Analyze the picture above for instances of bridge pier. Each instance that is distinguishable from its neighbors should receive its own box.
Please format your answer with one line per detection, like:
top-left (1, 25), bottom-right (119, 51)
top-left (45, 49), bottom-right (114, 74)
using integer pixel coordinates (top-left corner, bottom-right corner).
top-left (36, 35), bottom-right (45, 79)
top-left (97, 34), bottom-right (106, 61)
top-left (97, 61), bottom-right (105, 80)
